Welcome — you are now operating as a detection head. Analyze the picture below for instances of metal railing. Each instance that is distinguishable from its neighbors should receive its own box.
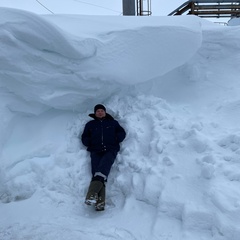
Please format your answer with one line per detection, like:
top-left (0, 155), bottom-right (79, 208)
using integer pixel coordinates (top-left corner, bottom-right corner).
top-left (168, 0), bottom-right (240, 18)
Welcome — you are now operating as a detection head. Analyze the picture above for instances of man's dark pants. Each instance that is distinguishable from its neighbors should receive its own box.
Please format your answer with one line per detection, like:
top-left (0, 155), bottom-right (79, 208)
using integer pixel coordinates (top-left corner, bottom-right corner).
top-left (90, 150), bottom-right (118, 178)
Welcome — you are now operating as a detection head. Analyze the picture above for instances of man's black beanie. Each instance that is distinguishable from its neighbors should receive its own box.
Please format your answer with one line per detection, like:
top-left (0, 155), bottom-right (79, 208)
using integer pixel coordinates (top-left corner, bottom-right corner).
top-left (94, 104), bottom-right (106, 113)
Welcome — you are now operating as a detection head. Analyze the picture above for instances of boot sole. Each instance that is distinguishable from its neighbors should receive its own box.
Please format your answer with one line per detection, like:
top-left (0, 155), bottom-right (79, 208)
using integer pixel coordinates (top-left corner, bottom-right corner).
top-left (95, 207), bottom-right (105, 211)
top-left (95, 202), bottom-right (105, 211)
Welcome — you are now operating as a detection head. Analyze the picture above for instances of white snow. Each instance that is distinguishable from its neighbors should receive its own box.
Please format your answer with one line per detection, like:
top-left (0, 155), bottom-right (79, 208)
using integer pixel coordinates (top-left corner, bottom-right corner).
top-left (1, 7), bottom-right (240, 240)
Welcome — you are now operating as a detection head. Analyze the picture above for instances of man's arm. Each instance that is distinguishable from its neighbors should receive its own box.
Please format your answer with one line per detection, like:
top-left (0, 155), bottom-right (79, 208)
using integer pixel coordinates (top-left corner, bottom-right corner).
top-left (115, 121), bottom-right (126, 143)
top-left (81, 123), bottom-right (91, 147)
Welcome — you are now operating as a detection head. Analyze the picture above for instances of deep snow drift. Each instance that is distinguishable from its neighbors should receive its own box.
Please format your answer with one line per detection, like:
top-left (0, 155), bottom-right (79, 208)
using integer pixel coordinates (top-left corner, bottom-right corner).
top-left (1, 7), bottom-right (240, 240)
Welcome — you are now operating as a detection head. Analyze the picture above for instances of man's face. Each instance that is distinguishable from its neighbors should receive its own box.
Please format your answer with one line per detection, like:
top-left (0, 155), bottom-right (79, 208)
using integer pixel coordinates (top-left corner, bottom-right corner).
top-left (95, 109), bottom-right (106, 118)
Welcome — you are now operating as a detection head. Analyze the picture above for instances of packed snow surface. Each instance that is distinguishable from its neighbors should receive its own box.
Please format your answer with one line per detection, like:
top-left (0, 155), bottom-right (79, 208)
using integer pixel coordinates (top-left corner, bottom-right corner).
top-left (1, 7), bottom-right (240, 240)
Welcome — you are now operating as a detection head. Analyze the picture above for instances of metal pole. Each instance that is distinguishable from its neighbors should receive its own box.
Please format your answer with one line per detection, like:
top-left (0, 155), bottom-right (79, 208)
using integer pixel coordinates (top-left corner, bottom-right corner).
top-left (140, 0), bottom-right (143, 15)
top-left (122, 0), bottom-right (135, 15)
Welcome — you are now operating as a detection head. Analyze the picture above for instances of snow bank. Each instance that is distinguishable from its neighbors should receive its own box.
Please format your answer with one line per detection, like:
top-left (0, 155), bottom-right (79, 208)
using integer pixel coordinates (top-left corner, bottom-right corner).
top-left (1, 7), bottom-right (240, 240)
top-left (0, 8), bottom-right (202, 112)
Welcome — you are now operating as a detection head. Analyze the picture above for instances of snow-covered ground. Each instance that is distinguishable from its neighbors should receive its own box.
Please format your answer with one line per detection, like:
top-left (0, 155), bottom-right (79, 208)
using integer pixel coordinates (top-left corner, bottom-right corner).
top-left (1, 7), bottom-right (240, 240)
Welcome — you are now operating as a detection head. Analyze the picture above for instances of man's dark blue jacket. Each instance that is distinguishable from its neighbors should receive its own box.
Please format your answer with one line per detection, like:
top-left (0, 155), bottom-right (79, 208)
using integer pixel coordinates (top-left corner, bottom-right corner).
top-left (81, 113), bottom-right (126, 153)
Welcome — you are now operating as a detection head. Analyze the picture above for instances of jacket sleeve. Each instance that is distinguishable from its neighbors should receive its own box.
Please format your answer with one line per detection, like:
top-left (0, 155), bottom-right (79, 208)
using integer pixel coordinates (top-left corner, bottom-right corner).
top-left (81, 123), bottom-right (91, 147)
top-left (115, 121), bottom-right (126, 143)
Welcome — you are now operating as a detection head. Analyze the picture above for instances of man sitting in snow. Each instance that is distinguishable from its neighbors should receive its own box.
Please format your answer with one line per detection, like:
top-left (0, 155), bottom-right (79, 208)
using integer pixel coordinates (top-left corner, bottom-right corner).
top-left (81, 104), bottom-right (126, 211)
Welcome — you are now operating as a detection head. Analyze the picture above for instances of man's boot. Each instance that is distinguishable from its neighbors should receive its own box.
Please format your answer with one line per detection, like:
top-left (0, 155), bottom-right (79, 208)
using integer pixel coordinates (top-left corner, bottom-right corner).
top-left (85, 180), bottom-right (103, 205)
top-left (95, 184), bottom-right (105, 211)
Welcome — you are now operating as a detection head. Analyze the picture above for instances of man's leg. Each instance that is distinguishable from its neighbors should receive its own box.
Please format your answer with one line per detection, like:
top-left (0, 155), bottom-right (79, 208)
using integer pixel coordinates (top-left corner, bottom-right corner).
top-left (95, 184), bottom-right (105, 211)
top-left (86, 150), bottom-right (117, 208)
top-left (90, 152), bottom-right (102, 177)
top-left (94, 150), bottom-right (118, 179)
top-left (85, 175), bottom-right (104, 205)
